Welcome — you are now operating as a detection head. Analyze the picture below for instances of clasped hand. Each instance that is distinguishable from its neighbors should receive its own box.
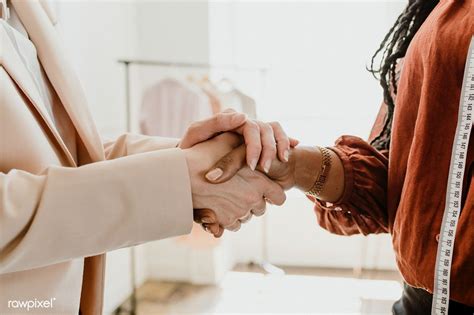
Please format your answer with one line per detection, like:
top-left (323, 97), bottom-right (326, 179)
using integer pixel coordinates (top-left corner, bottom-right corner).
top-left (180, 109), bottom-right (297, 237)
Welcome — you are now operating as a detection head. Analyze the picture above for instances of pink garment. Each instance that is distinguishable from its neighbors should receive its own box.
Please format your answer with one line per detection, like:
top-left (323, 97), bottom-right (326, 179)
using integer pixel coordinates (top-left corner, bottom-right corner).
top-left (139, 78), bottom-right (213, 138)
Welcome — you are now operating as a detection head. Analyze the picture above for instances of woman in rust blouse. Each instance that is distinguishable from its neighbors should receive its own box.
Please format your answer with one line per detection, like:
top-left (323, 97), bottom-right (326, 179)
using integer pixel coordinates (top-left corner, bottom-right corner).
top-left (201, 0), bottom-right (474, 313)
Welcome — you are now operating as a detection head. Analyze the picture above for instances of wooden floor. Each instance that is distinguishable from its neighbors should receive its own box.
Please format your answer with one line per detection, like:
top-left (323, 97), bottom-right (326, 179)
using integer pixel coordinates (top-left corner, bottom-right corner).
top-left (115, 264), bottom-right (403, 315)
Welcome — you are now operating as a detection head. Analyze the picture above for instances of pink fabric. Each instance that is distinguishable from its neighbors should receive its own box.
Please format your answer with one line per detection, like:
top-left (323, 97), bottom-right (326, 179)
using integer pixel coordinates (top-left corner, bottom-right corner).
top-left (139, 78), bottom-right (213, 138)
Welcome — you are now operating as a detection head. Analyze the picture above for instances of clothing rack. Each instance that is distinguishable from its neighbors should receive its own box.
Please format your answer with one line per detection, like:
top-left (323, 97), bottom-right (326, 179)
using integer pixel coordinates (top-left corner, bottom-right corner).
top-left (118, 59), bottom-right (268, 72)
top-left (117, 59), bottom-right (271, 315)
top-left (118, 59), bottom-right (268, 132)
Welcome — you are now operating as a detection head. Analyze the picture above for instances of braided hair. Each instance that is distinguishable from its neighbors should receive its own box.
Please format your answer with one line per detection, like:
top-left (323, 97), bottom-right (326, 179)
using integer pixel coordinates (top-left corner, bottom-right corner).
top-left (368, 0), bottom-right (439, 150)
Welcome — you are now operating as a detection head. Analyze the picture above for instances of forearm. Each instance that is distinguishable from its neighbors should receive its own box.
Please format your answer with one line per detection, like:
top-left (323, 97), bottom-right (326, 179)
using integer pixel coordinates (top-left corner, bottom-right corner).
top-left (0, 149), bottom-right (192, 274)
top-left (291, 146), bottom-right (345, 203)
top-left (103, 133), bottom-right (179, 159)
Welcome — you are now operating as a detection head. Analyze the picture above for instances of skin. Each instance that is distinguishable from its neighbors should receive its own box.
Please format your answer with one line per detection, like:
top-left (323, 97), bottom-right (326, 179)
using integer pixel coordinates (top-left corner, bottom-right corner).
top-left (184, 133), bottom-right (286, 235)
top-left (179, 108), bottom-right (298, 171)
top-left (203, 144), bottom-right (345, 237)
top-left (178, 110), bottom-right (296, 235)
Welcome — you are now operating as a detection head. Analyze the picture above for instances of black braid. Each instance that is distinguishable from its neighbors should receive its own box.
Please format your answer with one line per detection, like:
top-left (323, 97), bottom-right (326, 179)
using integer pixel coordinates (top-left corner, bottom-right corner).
top-left (368, 0), bottom-right (439, 150)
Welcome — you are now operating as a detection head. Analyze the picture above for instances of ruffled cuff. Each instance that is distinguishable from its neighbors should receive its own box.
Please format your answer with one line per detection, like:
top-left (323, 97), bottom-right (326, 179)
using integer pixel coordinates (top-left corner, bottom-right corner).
top-left (312, 135), bottom-right (389, 235)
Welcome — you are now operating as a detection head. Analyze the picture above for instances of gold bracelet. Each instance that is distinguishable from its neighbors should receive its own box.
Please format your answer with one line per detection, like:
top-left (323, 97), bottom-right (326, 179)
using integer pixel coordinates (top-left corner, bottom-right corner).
top-left (306, 147), bottom-right (332, 198)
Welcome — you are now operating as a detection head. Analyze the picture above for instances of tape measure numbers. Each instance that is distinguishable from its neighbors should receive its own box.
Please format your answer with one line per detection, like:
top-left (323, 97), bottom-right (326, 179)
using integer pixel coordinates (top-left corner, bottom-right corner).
top-left (431, 36), bottom-right (474, 315)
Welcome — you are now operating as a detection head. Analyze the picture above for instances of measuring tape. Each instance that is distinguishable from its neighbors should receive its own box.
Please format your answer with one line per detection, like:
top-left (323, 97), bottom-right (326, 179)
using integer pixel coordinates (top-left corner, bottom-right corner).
top-left (431, 36), bottom-right (474, 315)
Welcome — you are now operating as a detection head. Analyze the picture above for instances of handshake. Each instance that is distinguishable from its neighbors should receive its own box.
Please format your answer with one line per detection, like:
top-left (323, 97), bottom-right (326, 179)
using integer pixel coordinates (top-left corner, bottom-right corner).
top-left (179, 109), bottom-right (301, 238)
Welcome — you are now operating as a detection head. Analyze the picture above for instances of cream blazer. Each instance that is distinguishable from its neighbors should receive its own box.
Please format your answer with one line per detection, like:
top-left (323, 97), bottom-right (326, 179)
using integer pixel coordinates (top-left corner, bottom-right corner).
top-left (0, 1), bottom-right (193, 314)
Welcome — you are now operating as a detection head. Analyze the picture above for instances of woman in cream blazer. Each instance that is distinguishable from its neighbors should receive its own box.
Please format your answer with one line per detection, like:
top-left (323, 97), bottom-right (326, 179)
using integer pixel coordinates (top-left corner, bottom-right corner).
top-left (0, 1), bottom-right (292, 314)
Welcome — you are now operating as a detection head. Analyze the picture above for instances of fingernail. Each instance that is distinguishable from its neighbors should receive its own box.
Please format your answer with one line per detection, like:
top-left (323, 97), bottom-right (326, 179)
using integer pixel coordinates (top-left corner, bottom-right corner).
top-left (284, 150), bottom-right (289, 162)
top-left (201, 216), bottom-right (213, 224)
top-left (263, 160), bottom-right (271, 173)
top-left (202, 224), bottom-right (210, 233)
top-left (249, 159), bottom-right (258, 171)
top-left (205, 168), bottom-right (223, 181)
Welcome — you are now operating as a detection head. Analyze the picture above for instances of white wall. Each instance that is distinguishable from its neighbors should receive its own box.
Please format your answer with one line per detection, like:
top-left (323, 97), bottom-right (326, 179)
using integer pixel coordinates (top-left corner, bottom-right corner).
top-left (135, 1), bottom-right (209, 62)
top-left (56, 0), bottom-right (137, 138)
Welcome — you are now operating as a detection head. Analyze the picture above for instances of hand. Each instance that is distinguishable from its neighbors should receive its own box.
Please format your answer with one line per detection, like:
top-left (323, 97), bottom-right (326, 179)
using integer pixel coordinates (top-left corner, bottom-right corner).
top-left (179, 109), bottom-right (299, 173)
top-left (184, 133), bottom-right (287, 237)
top-left (197, 143), bottom-right (296, 238)
top-left (204, 144), bottom-right (297, 190)
top-left (205, 144), bottom-right (346, 203)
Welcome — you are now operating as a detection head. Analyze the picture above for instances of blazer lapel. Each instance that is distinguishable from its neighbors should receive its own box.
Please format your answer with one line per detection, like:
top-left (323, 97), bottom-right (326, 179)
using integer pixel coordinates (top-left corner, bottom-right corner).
top-left (11, 0), bottom-right (105, 162)
top-left (1, 23), bottom-right (77, 167)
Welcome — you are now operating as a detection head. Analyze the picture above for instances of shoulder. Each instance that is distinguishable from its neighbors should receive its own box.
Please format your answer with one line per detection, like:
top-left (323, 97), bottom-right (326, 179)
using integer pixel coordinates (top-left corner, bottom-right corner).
top-left (422, 1), bottom-right (472, 74)
top-left (401, 0), bottom-right (472, 93)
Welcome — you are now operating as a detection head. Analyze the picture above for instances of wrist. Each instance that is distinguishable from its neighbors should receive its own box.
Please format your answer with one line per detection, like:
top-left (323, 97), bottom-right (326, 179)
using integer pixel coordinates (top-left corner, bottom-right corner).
top-left (183, 148), bottom-right (206, 209)
top-left (292, 146), bottom-right (321, 192)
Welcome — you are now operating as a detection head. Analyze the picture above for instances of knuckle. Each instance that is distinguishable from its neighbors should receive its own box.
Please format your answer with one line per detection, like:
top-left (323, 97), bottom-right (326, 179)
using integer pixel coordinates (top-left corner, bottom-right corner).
top-left (254, 203), bottom-right (266, 214)
top-left (252, 208), bottom-right (265, 217)
top-left (275, 198), bottom-right (285, 206)
top-left (221, 217), bottom-right (233, 228)
top-left (213, 113), bottom-right (224, 125)
top-left (226, 221), bottom-right (238, 232)
top-left (250, 192), bottom-right (263, 205)
top-left (240, 213), bottom-right (252, 223)
top-left (270, 121), bottom-right (282, 129)
top-left (274, 192), bottom-right (286, 205)
top-left (261, 122), bottom-right (273, 133)
top-left (247, 120), bottom-right (260, 132)
top-left (217, 154), bottom-right (234, 168)
top-left (188, 121), bottom-right (200, 131)
top-left (229, 223), bottom-right (241, 232)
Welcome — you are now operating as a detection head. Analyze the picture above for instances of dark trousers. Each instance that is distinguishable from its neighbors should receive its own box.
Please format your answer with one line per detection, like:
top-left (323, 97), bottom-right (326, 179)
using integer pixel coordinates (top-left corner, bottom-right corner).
top-left (392, 283), bottom-right (474, 315)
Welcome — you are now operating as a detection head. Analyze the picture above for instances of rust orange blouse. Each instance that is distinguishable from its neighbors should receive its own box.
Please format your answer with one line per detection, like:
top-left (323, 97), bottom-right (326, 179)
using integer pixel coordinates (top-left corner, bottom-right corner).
top-left (314, 0), bottom-right (474, 306)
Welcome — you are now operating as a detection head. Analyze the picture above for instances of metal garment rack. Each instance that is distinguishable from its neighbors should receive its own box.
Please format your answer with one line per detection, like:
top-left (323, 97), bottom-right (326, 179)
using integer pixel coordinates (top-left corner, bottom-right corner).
top-left (118, 59), bottom-right (268, 133)
top-left (117, 59), bottom-right (271, 315)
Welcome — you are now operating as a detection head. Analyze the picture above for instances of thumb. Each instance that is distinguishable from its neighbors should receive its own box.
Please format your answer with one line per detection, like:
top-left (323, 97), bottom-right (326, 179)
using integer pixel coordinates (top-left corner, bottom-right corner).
top-left (205, 144), bottom-right (247, 183)
top-left (180, 111), bottom-right (247, 148)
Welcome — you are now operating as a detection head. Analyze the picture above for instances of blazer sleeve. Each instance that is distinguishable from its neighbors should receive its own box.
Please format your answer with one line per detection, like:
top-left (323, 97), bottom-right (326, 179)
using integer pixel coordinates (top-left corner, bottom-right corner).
top-left (0, 148), bottom-right (193, 274)
top-left (312, 135), bottom-right (389, 235)
top-left (103, 133), bottom-right (180, 159)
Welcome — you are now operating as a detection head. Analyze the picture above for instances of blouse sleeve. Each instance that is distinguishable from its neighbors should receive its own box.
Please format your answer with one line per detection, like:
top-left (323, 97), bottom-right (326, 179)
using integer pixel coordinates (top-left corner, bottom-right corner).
top-left (312, 135), bottom-right (389, 236)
